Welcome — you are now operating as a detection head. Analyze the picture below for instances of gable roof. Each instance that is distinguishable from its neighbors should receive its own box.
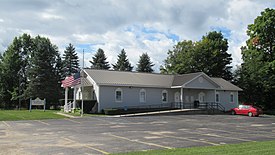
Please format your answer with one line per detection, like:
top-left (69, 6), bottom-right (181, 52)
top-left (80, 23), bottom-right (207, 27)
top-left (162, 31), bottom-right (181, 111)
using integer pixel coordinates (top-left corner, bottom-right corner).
top-left (211, 78), bottom-right (243, 91)
top-left (84, 69), bottom-right (174, 88)
top-left (172, 72), bottom-right (203, 86)
top-left (83, 69), bottom-right (242, 91)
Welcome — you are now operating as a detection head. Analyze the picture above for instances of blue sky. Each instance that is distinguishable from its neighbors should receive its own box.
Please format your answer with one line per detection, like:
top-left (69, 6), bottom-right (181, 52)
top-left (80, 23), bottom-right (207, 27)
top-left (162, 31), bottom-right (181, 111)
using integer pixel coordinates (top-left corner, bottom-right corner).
top-left (0, 0), bottom-right (274, 71)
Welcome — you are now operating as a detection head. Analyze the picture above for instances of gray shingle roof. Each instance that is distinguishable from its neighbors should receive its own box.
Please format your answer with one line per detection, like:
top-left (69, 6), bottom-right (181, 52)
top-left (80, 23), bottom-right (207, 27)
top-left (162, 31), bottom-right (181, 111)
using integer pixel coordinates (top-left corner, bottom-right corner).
top-left (84, 69), bottom-right (174, 88)
top-left (211, 78), bottom-right (243, 91)
top-left (172, 72), bottom-right (203, 86)
top-left (83, 69), bottom-right (242, 91)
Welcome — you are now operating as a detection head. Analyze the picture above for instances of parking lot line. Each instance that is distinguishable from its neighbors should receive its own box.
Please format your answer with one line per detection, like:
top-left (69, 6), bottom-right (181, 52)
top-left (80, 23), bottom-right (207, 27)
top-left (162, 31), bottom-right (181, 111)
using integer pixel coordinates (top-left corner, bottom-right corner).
top-left (34, 120), bottom-right (50, 126)
top-left (61, 137), bottom-right (110, 155)
top-left (236, 127), bottom-right (275, 135)
top-left (2, 121), bottom-right (11, 128)
top-left (198, 128), bottom-right (274, 138)
top-left (180, 129), bottom-right (255, 142)
top-left (148, 131), bottom-right (220, 146)
top-left (65, 118), bottom-right (81, 124)
top-left (84, 145), bottom-right (110, 155)
top-left (106, 133), bottom-right (173, 149)
top-left (158, 134), bottom-right (220, 146)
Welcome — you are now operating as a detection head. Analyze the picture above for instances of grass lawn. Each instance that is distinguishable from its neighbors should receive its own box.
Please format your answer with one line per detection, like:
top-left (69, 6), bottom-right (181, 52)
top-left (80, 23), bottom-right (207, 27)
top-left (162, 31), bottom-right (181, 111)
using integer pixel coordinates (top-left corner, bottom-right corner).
top-left (113, 140), bottom-right (275, 155)
top-left (0, 110), bottom-right (67, 121)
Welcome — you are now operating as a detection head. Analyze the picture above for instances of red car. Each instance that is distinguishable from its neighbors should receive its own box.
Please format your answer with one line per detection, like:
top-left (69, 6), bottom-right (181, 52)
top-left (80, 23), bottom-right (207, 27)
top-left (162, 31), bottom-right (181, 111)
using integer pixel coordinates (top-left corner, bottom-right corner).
top-left (231, 105), bottom-right (263, 117)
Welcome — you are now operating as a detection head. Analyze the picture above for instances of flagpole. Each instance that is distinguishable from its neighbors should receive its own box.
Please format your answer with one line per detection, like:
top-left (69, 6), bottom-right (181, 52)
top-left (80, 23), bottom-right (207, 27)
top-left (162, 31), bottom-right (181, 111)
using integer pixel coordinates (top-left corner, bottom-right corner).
top-left (81, 49), bottom-right (84, 117)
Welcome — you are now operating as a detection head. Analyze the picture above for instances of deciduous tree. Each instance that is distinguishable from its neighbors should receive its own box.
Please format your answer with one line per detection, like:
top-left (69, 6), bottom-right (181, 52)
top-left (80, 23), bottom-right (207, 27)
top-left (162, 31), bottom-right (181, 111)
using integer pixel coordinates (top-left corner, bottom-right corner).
top-left (162, 31), bottom-right (232, 80)
top-left (237, 8), bottom-right (275, 109)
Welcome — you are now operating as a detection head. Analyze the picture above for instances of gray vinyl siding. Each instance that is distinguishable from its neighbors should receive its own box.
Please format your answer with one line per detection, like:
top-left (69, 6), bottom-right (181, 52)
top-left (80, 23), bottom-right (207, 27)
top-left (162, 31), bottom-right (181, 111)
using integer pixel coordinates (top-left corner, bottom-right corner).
top-left (183, 89), bottom-right (215, 103)
top-left (217, 90), bottom-right (238, 111)
top-left (185, 76), bottom-right (219, 89)
top-left (98, 86), bottom-right (174, 111)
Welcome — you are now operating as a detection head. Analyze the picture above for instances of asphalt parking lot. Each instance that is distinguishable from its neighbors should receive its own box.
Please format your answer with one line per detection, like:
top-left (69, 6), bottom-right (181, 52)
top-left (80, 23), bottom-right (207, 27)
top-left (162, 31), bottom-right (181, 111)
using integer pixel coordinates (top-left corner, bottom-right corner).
top-left (1, 114), bottom-right (275, 155)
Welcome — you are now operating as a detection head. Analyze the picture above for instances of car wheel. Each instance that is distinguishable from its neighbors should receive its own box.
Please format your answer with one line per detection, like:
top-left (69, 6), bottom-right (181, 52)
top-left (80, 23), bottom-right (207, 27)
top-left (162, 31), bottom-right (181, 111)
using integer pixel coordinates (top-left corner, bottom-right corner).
top-left (231, 110), bottom-right (236, 115)
top-left (248, 112), bottom-right (253, 117)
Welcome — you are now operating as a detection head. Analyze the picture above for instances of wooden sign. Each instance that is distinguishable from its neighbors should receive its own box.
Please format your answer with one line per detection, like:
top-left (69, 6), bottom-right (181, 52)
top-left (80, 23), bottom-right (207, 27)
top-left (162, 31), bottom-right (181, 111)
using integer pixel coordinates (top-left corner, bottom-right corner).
top-left (29, 98), bottom-right (46, 112)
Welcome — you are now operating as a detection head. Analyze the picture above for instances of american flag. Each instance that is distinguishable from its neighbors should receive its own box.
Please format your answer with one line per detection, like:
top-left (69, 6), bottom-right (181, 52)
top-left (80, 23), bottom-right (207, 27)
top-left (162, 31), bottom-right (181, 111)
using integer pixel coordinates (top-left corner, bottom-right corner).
top-left (61, 72), bottom-right (81, 88)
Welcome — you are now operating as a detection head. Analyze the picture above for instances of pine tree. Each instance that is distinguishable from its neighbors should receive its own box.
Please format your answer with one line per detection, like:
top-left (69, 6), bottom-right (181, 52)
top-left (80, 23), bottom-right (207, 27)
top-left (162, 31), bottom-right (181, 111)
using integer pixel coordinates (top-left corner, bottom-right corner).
top-left (62, 43), bottom-right (79, 79)
top-left (90, 48), bottom-right (110, 69)
top-left (136, 53), bottom-right (154, 73)
top-left (25, 36), bottom-right (61, 104)
top-left (113, 49), bottom-right (133, 71)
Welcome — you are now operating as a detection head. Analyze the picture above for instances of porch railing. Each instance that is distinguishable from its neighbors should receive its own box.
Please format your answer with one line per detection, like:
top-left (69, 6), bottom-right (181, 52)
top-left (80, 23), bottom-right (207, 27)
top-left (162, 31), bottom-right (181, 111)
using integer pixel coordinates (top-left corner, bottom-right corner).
top-left (108, 102), bottom-right (225, 114)
top-left (171, 102), bottom-right (225, 112)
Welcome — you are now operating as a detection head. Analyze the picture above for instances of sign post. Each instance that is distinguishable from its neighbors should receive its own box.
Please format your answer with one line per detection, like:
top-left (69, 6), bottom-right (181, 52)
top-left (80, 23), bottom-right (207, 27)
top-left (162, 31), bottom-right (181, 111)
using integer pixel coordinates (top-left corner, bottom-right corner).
top-left (29, 98), bottom-right (46, 112)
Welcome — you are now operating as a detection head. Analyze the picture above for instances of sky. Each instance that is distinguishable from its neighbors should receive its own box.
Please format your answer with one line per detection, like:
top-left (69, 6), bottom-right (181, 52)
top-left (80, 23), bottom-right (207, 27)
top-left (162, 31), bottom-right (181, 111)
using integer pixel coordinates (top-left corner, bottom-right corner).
top-left (0, 0), bottom-right (274, 72)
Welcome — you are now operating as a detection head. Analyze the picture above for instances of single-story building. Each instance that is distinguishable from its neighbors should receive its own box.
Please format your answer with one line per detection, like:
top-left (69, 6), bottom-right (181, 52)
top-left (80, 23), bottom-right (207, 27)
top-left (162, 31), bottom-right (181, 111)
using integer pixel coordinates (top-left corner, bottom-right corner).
top-left (62, 69), bottom-right (242, 113)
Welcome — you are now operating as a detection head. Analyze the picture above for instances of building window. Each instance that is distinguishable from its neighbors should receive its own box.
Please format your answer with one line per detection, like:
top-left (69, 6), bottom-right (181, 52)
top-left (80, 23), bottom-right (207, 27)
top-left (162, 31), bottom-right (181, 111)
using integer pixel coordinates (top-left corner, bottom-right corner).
top-left (140, 89), bottom-right (146, 103)
top-left (115, 88), bottom-right (122, 102)
top-left (162, 90), bottom-right (168, 103)
top-left (230, 93), bottom-right (234, 103)
top-left (216, 93), bottom-right (220, 103)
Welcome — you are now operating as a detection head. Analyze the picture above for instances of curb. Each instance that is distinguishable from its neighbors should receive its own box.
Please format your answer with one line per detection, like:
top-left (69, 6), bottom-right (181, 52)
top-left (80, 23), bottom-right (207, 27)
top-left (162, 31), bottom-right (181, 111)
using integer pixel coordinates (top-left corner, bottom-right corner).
top-left (56, 112), bottom-right (80, 118)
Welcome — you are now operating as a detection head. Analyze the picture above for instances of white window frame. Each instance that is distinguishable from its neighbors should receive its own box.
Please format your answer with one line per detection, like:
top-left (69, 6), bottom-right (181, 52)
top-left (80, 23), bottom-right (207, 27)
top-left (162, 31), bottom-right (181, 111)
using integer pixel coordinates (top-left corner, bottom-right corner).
top-left (139, 89), bottom-right (146, 103)
top-left (162, 90), bottom-right (168, 103)
top-left (115, 88), bottom-right (123, 102)
top-left (230, 92), bottom-right (234, 103)
top-left (198, 92), bottom-right (205, 103)
top-left (215, 92), bottom-right (220, 103)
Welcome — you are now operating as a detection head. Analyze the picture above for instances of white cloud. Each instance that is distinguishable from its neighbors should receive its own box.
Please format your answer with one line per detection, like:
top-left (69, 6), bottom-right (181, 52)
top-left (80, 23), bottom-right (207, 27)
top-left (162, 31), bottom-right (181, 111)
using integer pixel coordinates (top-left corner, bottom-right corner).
top-left (0, 0), bottom-right (274, 72)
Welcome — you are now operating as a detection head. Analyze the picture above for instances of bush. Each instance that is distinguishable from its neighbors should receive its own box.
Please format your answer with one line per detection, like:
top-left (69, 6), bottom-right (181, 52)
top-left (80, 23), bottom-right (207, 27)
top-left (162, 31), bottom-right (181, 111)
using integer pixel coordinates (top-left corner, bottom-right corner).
top-left (264, 109), bottom-right (275, 115)
top-left (103, 109), bottom-right (120, 115)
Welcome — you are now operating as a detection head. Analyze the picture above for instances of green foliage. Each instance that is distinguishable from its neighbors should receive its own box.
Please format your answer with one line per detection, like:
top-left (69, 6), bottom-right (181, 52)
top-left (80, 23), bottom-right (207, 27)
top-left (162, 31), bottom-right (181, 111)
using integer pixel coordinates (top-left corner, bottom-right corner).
top-left (162, 31), bottom-right (232, 80)
top-left (25, 36), bottom-right (62, 104)
top-left (114, 140), bottom-right (275, 155)
top-left (90, 48), bottom-right (110, 69)
top-left (237, 8), bottom-right (275, 109)
top-left (162, 40), bottom-right (197, 74)
top-left (113, 49), bottom-right (133, 71)
top-left (136, 53), bottom-right (154, 73)
top-left (0, 36), bottom-right (26, 108)
top-left (62, 43), bottom-right (80, 78)
top-left (0, 34), bottom-right (64, 109)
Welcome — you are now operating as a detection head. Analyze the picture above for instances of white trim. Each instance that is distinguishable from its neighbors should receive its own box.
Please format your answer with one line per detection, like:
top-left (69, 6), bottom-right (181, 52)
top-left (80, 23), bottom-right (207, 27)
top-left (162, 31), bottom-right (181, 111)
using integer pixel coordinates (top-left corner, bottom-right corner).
top-left (115, 88), bottom-right (123, 102)
top-left (139, 89), bottom-right (146, 103)
top-left (174, 92), bottom-right (180, 102)
top-left (161, 90), bottom-right (168, 103)
top-left (180, 88), bottom-right (183, 103)
top-left (198, 92), bottom-right (205, 103)
top-left (83, 69), bottom-right (97, 86)
top-left (183, 74), bottom-right (221, 88)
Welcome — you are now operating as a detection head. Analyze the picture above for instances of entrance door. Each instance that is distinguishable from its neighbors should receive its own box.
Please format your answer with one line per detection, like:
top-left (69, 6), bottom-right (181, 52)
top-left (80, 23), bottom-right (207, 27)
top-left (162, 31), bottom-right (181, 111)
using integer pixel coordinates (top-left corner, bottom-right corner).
top-left (198, 92), bottom-right (205, 103)
top-left (174, 92), bottom-right (181, 108)
top-left (174, 92), bottom-right (180, 102)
